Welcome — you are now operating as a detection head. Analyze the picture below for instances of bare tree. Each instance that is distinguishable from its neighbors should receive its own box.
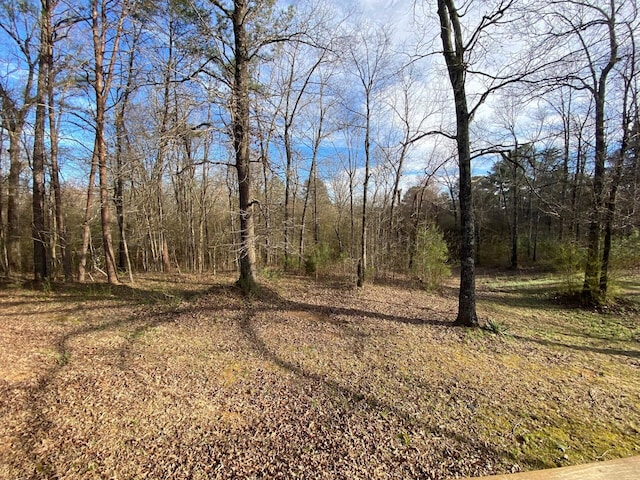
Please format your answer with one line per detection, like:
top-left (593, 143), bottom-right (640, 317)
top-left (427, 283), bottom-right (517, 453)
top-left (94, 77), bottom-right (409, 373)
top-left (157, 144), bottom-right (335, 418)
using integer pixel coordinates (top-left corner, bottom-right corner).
top-left (600, 22), bottom-right (638, 296)
top-left (113, 19), bottom-right (140, 283)
top-left (381, 64), bottom-right (435, 259)
top-left (47, 7), bottom-right (75, 281)
top-left (0, 0), bottom-right (38, 274)
top-left (346, 25), bottom-right (390, 287)
top-left (0, 125), bottom-right (6, 272)
top-left (276, 42), bottom-right (327, 269)
top-left (199, 0), bottom-right (298, 291)
top-left (151, 10), bottom-right (175, 274)
top-left (253, 84), bottom-right (279, 266)
top-left (434, 0), bottom-right (535, 326)
top-left (435, 0), bottom-right (481, 326)
top-left (78, 0), bottom-right (130, 284)
top-left (32, 0), bottom-right (56, 281)
top-left (539, 0), bottom-right (637, 302)
top-left (229, 0), bottom-right (257, 290)
top-left (298, 65), bottom-right (335, 264)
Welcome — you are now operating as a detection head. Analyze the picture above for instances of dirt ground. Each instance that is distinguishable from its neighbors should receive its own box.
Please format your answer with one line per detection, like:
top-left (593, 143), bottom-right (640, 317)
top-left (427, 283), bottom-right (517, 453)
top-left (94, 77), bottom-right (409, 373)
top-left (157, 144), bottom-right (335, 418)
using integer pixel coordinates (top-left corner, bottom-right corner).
top-left (1, 272), bottom-right (639, 479)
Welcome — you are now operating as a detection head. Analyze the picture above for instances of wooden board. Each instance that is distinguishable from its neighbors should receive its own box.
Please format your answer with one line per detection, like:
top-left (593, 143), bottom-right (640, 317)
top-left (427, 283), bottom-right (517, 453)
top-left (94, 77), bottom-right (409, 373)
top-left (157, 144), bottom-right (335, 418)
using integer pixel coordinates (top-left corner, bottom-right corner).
top-left (472, 456), bottom-right (640, 479)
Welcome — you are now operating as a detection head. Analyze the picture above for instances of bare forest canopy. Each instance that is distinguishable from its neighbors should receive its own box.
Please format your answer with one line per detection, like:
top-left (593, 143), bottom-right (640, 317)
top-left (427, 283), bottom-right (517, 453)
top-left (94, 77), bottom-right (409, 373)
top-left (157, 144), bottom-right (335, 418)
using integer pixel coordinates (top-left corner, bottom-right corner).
top-left (1, 0), bottom-right (639, 312)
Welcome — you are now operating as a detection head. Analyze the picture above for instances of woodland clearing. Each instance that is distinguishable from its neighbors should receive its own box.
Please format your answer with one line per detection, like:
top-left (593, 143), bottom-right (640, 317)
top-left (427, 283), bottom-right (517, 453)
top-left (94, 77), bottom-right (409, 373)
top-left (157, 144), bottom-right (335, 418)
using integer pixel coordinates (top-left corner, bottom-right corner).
top-left (1, 271), bottom-right (639, 479)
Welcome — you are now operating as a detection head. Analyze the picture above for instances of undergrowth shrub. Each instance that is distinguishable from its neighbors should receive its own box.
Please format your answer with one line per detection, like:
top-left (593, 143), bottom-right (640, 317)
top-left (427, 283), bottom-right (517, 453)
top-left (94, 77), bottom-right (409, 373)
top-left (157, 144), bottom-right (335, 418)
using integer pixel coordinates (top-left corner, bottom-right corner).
top-left (411, 225), bottom-right (451, 290)
top-left (602, 230), bottom-right (640, 297)
top-left (476, 235), bottom-right (509, 268)
top-left (545, 240), bottom-right (585, 294)
top-left (610, 230), bottom-right (640, 271)
top-left (304, 243), bottom-right (332, 275)
top-left (485, 319), bottom-right (509, 336)
top-left (539, 232), bottom-right (639, 298)
top-left (259, 266), bottom-right (283, 282)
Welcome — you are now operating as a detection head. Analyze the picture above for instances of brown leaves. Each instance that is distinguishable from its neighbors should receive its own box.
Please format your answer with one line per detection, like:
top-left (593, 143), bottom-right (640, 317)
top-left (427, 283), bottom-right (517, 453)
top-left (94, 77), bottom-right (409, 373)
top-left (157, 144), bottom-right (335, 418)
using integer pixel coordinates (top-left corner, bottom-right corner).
top-left (1, 274), bottom-right (639, 478)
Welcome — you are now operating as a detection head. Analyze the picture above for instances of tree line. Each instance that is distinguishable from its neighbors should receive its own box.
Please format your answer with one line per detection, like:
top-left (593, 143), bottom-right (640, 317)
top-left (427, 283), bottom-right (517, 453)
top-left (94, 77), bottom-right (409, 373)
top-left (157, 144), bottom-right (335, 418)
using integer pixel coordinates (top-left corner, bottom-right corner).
top-left (0, 0), bottom-right (638, 325)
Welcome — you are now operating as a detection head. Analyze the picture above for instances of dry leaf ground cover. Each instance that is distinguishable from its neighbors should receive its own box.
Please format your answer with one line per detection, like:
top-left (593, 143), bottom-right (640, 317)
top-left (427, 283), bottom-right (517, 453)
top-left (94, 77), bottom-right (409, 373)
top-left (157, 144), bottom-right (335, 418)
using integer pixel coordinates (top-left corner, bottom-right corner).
top-left (1, 271), bottom-right (639, 479)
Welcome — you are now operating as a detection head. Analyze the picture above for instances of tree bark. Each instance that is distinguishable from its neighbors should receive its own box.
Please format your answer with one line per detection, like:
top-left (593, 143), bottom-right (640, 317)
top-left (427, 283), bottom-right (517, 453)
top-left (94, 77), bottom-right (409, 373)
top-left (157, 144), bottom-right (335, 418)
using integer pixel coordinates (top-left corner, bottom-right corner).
top-left (283, 120), bottom-right (294, 269)
top-left (7, 130), bottom-right (23, 274)
top-left (357, 97), bottom-right (371, 287)
top-left (113, 25), bottom-right (138, 278)
top-left (48, 46), bottom-right (72, 281)
top-left (32, 0), bottom-right (53, 282)
top-left (599, 61), bottom-right (634, 296)
top-left (437, 0), bottom-right (478, 327)
top-left (90, 0), bottom-right (127, 285)
top-left (0, 128), bottom-right (6, 273)
top-left (580, 0), bottom-right (619, 304)
top-left (232, 0), bottom-right (257, 292)
top-left (78, 138), bottom-right (98, 283)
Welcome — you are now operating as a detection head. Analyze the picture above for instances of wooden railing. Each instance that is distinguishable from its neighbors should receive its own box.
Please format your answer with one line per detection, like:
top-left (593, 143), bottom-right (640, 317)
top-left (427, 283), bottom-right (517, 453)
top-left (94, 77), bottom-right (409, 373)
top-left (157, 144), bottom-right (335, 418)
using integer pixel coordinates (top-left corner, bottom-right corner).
top-left (473, 456), bottom-right (640, 479)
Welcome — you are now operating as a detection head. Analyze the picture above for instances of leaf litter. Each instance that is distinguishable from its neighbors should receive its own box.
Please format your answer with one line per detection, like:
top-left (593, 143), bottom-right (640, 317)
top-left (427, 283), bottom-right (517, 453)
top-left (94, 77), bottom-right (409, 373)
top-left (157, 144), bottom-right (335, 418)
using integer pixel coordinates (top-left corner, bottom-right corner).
top-left (1, 273), bottom-right (639, 479)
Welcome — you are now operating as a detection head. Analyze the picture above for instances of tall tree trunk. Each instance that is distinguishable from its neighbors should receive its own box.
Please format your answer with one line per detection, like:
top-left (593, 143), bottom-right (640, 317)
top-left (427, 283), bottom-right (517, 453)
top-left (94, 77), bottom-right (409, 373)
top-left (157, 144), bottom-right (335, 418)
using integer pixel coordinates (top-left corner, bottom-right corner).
top-left (7, 130), bottom-right (23, 274)
top-left (298, 159), bottom-right (314, 266)
top-left (232, 0), bottom-right (257, 292)
top-left (581, 2), bottom-right (618, 304)
top-left (511, 158), bottom-right (518, 269)
top-left (198, 155), bottom-right (210, 272)
top-left (32, 0), bottom-right (53, 281)
top-left (582, 92), bottom-right (608, 302)
top-left (349, 167), bottom-right (355, 259)
top-left (48, 55), bottom-right (72, 281)
top-left (92, 0), bottom-right (119, 284)
top-left (115, 147), bottom-right (126, 271)
top-left (255, 96), bottom-right (277, 266)
top-left (313, 156), bottom-right (319, 246)
top-left (96, 108), bottom-right (119, 284)
top-left (154, 14), bottom-right (174, 274)
top-left (438, 0), bottom-right (478, 327)
top-left (260, 146), bottom-right (272, 265)
top-left (298, 104), bottom-right (325, 265)
top-left (113, 25), bottom-right (138, 277)
top-left (527, 181), bottom-right (533, 260)
top-left (357, 98), bottom-right (371, 287)
top-left (78, 140), bottom-right (98, 282)
top-left (599, 71), bottom-right (633, 296)
top-left (283, 121), bottom-right (294, 269)
top-left (0, 128), bottom-right (7, 273)
top-left (280, 47), bottom-right (324, 269)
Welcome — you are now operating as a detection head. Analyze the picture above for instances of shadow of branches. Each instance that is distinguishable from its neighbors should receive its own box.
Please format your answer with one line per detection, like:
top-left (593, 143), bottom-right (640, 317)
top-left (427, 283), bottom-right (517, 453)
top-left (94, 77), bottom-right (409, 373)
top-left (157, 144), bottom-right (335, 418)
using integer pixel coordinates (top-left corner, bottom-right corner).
top-left (6, 287), bottom-right (191, 477)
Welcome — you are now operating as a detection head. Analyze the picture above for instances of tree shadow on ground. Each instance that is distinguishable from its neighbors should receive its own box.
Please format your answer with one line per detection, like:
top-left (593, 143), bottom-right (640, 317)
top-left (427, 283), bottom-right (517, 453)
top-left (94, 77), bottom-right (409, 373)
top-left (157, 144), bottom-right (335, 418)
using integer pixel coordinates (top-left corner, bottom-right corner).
top-left (255, 282), bottom-right (454, 327)
top-left (512, 333), bottom-right (640, 359)
top-left (6, 289), bottom-right (191, 476)
top-left (310, 271), bottom-right (441, 295)
top-left (370, 273), bottom-right (422, 290)
top-left (6, 279), bottom-right (481, 476)
top-left (233, 287), bottom-right (514, 474)
top-left (0, 280), bottom-right (214, 317)
top-left (9, 276), bottom-right (596, 476)
top-left (477, 289), bottom-right (568, 311)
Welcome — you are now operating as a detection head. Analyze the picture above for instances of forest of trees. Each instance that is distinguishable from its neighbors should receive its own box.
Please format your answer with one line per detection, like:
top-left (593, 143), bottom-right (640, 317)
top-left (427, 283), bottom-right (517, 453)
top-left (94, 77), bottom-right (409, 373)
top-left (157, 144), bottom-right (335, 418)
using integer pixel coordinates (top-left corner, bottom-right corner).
top-left (1, 0), bottom-right (639, 323)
